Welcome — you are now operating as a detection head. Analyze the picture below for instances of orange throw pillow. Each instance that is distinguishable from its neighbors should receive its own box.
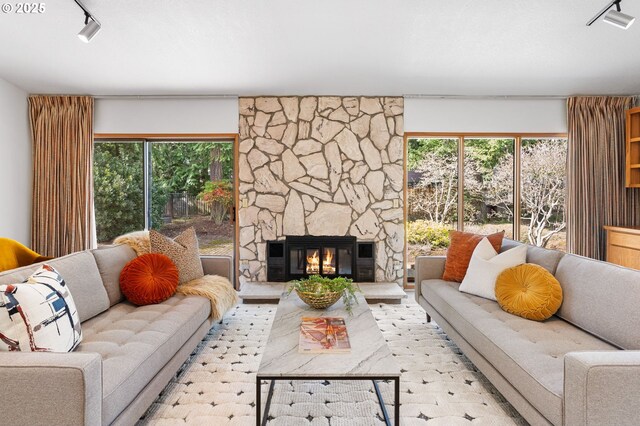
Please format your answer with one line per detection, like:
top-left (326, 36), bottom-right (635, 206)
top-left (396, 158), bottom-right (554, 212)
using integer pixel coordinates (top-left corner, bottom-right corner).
top-left (119, 254), bottom-right (179, 306)
top-left (442, 230), bottom-right (505, 282)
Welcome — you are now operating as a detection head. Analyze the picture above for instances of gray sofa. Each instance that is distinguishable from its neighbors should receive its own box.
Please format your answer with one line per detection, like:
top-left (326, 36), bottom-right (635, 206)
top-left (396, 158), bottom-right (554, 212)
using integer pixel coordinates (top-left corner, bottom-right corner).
top-left (0, 244), bottom-right (234, 426)
top-left (415, 239), bottom-right (640, 426)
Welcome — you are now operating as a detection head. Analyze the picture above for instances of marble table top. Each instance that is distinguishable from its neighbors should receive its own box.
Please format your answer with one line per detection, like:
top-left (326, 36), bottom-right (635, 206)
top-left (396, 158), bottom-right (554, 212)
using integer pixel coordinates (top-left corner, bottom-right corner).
top-left (257, 292), bottom-right (400, 378)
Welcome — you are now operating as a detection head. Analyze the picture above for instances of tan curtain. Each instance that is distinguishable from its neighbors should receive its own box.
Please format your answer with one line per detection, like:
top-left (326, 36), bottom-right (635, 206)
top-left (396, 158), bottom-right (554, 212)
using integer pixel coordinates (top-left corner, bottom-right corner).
top-left (566, 96), bottom-right (639, 259)
top-left (29, 96), bottom-right (94, 257)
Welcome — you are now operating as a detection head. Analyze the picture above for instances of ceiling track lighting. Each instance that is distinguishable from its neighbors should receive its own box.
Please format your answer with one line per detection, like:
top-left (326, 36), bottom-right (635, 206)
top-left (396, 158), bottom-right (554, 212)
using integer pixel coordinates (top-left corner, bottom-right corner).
top-left (587, 0), bottom-right (635, 29)
top-left (73, 0), bottom-right (101, 42)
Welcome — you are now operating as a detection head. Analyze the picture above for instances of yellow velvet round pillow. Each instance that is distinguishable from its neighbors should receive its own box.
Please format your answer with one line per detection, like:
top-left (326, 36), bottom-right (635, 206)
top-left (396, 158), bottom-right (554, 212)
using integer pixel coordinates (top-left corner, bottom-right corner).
top-left (495, 263), bottom-right (563, 321)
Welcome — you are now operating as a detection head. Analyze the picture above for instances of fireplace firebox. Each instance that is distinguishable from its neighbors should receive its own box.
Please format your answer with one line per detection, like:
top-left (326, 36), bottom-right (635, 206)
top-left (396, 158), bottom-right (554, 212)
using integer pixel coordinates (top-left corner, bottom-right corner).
top-left (266, 236), bottom-right (375, 282)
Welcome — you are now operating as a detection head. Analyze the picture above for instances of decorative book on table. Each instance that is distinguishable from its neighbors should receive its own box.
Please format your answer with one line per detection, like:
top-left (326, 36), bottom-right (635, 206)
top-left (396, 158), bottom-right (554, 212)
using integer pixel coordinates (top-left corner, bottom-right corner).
top-left (299, 317), bottom-right (351, 353)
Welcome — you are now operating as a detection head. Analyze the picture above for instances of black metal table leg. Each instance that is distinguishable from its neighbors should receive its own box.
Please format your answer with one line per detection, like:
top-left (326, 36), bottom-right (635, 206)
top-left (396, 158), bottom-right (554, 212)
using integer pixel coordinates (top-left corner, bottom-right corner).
top-left (256, 377), bottom-right (261, 426)
top-left (372, 380), bottom-right (392, 426)
top-left (261, 380), bottom-right (275, 426)
top-left (256, 376), bottom-right (400, 425)
top-left (394, 377), bottom-right (400, 425)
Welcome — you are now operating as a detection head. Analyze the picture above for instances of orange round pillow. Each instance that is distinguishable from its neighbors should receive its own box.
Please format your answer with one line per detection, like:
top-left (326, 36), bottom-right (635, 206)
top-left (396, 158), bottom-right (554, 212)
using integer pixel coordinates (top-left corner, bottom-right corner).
top-left (495, 263), bottom-right (563, 321)
top-left (120, 253), bottom-right (179, 305)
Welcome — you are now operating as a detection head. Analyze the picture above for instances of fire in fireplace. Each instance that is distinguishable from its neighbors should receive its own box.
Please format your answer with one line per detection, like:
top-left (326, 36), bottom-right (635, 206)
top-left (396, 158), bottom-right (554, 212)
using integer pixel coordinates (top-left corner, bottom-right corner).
top-left (306, 248), bottom-right (336, 275)
top-left (266, 236), bottom-right (375, 282)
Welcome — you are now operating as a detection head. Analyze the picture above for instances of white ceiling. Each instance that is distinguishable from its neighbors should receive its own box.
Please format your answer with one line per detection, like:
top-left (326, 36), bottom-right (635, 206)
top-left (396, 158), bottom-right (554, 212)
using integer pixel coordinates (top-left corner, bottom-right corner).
top-left (1, 0), bottom-right (639, 96)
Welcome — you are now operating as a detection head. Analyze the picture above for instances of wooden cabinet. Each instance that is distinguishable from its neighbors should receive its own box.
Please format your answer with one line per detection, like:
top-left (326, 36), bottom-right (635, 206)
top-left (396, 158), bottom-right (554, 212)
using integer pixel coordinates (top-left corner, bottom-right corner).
top-left (626, 107), bottom-right (640, 188)
top-left (604, 226), bottom-right (640, 269)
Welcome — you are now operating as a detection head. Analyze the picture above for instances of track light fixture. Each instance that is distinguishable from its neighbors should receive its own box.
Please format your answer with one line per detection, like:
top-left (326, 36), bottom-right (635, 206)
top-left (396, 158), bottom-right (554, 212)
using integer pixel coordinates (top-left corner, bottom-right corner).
top-left (73, 0), bottom-right (101, 42)
top-left (587, 0), bottom-right (635, 29)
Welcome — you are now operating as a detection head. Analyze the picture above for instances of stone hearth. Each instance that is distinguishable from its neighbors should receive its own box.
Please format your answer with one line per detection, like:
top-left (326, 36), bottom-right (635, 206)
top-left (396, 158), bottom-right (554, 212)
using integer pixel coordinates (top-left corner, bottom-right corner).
top-left (238, 281), bottom-right (406, 304)
top-left (238, 96), bottom-right (405, 286)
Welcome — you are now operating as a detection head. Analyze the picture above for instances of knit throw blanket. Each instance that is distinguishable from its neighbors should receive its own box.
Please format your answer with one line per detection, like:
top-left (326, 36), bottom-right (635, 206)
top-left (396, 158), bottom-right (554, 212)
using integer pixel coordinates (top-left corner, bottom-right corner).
top-left (114, 231), bottom-right (238, 320)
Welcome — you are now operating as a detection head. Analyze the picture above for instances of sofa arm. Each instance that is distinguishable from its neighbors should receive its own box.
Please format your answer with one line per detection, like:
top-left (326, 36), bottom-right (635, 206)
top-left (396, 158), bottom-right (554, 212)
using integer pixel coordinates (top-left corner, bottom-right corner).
top-left (0, 351), bottom-right (102, 426)
top-left (565, 351), bottom-right (640, 426)
top-left (201, 255), bottom-right (233, 280)
top-left (414, 256), bottom-right (446, 302)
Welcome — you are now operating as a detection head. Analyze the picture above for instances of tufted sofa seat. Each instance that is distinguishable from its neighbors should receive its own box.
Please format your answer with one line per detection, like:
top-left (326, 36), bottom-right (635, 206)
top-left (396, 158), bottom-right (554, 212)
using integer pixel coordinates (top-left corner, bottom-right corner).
top-left (421, 279), bottom-right (614, 426)
top-left (0, 244), bottom-right (235, 425)
top-left (80, 295), bottom-right (211, 424)
top-left (415, 239), bottom-right (640, 426)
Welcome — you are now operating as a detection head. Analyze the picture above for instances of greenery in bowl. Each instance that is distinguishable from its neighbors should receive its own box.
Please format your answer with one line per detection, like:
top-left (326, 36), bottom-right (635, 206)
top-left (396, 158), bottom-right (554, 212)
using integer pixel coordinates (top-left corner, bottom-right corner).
top-left (286, 275), bottom-right (360, 314)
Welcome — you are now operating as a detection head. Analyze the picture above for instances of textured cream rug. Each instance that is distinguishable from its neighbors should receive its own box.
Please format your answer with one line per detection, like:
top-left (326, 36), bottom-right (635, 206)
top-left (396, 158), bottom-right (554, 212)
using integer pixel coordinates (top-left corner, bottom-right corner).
top-left (139, 296), bottom-right (527, 425)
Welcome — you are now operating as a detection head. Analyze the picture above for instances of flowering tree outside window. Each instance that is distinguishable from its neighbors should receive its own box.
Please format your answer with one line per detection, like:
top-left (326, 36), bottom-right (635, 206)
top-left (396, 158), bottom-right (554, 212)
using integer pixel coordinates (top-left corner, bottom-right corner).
top-left (199, 180), bottom-right (234, 225)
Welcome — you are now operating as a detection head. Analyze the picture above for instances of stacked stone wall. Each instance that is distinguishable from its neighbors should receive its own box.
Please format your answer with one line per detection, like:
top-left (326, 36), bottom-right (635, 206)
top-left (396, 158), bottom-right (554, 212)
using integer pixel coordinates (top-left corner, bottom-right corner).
top-left (238, 96), bottom-right (404, 285)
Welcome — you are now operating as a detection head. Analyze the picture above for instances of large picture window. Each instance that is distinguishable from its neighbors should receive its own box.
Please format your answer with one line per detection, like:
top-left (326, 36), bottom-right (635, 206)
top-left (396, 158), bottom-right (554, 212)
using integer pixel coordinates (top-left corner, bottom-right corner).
top-left (94, 139), bottom-right (235, 256)
top-left (407, 134), bottom-right (567, 276)
top-left (520, 138), bottom-right (567, 249)
top-left (407, 138), bottom-right (459, 262)
top-left (464, 138), bottom-right (515, 239)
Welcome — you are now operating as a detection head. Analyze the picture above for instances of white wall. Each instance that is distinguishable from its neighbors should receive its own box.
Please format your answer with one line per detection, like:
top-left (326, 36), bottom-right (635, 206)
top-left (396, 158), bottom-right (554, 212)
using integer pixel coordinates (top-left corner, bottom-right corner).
top-left (404, 98), bottom-right (567, 133)
top-left (0, 77), bottom-right (31, 245)
top-left (94, 97), bottom-right (239, 134)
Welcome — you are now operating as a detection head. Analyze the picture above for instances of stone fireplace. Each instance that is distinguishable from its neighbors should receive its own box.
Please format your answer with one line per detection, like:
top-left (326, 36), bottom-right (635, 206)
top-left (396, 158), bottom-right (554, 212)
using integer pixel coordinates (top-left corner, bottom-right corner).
top-left (238, 96), bottom-right (404, 286)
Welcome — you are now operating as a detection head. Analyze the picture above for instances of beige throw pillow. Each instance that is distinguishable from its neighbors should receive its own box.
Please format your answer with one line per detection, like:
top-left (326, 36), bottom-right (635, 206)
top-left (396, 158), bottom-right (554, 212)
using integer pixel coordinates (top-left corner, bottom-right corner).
top-left (149, 228), bottom-right (204, 284)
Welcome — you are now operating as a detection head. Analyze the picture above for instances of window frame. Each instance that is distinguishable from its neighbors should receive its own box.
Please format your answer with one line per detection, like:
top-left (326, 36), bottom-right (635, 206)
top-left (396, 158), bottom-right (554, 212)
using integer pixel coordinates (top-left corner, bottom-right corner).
top-left (404, 132), bottom-right (568, 241)
top-left (93, 133), bottom-right (240, 287)
top-left (94, 134), bottom-right (238, 229)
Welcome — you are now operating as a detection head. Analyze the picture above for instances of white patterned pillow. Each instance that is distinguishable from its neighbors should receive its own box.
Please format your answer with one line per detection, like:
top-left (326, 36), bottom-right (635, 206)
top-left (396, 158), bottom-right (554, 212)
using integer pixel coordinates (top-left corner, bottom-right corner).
top-left (0, 264), bottom-right (82, 352)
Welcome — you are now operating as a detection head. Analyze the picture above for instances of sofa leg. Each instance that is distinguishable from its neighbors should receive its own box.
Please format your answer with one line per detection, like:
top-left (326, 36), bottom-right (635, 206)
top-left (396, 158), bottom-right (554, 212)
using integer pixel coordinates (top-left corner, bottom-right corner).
top-left (426, 313), bottom-right (431, 323)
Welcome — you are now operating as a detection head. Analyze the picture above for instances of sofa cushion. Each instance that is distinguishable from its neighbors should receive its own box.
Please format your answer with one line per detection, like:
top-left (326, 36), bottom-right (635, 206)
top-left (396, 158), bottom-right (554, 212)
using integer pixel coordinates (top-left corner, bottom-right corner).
top-left (501, 239), bottom-right (564, 275)
top-left (555, 254), bottom-right (640, 350)
top-left (92, 245), bottom-right (137, 306)
top-left (421, 279), bottom-right (616, 426)
top-left (496, 263), bottom-right (563, 321)
top-left (0, 264), bottom-right (82, 352)
top-left (459, 238), bottom-right (527, 301)
top-left (120, 253), bottom-right (179, 305)
top-left (150, 228), bottom-right (204, 284)
top-left (443, 230), bottom-right (505, 282)
top-left (0, 251), bottom-right (109, 323)
top-left (77, 294), bottom-right (210, 424)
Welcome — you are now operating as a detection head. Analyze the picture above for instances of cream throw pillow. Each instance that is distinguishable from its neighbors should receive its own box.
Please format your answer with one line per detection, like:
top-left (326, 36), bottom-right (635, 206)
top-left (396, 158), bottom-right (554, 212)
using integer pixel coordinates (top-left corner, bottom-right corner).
top-left (459, 238), bottom-right (527, 301)
top-left (149, 228), bottom-right (204, 285)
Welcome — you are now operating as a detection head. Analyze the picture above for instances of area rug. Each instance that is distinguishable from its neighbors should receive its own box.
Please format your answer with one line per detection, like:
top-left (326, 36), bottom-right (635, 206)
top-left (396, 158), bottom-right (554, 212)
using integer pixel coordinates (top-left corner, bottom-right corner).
top-left (139, 296), bottom-right (527, 425)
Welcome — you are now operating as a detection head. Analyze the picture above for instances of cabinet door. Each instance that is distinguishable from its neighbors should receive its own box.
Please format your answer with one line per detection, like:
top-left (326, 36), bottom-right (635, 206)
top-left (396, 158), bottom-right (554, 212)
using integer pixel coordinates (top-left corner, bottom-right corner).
top-left (626, 108), bottom-right (640, 188)
top-left (607, 230), bottom-right (640, 270)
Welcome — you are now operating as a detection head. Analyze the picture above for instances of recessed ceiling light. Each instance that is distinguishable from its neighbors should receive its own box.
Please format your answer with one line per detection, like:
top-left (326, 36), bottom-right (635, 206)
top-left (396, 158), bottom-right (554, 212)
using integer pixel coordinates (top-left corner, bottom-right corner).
top-left (73, 0), bottom-right (101, 42)
top-left (586, 0), bottom-right (635, 29)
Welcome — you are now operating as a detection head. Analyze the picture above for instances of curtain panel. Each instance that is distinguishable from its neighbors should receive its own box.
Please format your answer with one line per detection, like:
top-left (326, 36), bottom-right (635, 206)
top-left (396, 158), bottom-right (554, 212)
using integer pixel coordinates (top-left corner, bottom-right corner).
top-left (566, 96), bottom-right (639, 260)
top-left (29, 96), bottom-right (94, 257)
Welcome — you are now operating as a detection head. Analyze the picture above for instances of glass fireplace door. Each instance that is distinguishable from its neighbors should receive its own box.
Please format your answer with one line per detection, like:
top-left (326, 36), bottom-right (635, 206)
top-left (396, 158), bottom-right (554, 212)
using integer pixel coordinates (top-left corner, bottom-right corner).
top-left (322, 247), bottom-right (336, 275)
top-left (306, 248), bottom-right (321, 275)
top-left (290, 247), bottom-right (304, 276)
top-left (285, 237), bottom-right (356, 280)
top-left (338, 247), bottom-right (353, 275)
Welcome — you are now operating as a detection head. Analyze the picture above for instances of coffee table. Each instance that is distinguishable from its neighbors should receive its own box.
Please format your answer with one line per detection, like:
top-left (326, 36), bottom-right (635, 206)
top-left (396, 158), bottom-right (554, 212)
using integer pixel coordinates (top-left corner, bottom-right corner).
top-left (256, 292), bottom-right (401, 425)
